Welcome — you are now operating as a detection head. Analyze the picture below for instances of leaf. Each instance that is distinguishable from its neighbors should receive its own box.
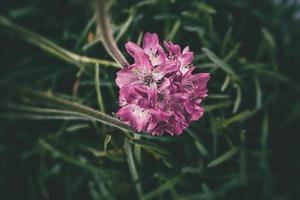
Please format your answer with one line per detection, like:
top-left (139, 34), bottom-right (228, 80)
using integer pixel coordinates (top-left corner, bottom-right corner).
top-left (202, 48), bottom-right (238, 79)
top-left (144, 175), bottom-right (181, 200)
top-left (262, 28), bottom-right (276, 50)
top-left (194, 2), bottom-right (216, 15)
top-left (224, 43), bottom-right (241, 62)
top-left (207, 148), bottom-right (239, 168)
top-left (167, 20), bottom-right (181, 41)
top-left (221, 26), bottom-right (233, 55)
top-left (254, 77), bottom-right (263, 109)
top-left (124, 139), bottom-right (144, 199)
top-left (130, 139), bottom-right (170, 156)
top-left (66, 124), bottom-right (90, 132)
top-left (221, 75), bottom-right (231, 92)
top-left (203, 101), bottom-right (232, 112)
top-left (233, 83), bottom-right (242, 114)
top-left (221, 110), bottom-right (252, 128)
top-left (186, 129), bottom-right (209, 157)
top-left (95, 64), bottom-right (105, 112)
top-left (1, 85), bottom-right (135, 134)
top-left (104, 135), bottom-right (112, 153)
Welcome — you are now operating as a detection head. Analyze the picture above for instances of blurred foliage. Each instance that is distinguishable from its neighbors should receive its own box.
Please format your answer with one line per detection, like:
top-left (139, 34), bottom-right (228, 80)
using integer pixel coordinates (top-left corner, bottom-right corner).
top-left (0, 0), bottom-right (300, 199)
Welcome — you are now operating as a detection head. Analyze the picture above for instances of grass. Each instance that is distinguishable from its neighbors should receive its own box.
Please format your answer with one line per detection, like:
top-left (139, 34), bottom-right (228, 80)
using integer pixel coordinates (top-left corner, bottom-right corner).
top-left (0, 0), bottom-right (300, 199)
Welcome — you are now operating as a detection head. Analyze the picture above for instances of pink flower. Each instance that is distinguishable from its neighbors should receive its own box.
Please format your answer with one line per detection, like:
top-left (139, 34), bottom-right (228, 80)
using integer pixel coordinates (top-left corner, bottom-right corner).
top-left (116, 33), bottom-right (210, 135)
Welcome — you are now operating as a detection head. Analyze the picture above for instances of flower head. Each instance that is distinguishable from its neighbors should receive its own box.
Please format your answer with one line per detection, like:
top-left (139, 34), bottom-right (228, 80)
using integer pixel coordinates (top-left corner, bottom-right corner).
top-left (116, 33), bottom-right (210, 135)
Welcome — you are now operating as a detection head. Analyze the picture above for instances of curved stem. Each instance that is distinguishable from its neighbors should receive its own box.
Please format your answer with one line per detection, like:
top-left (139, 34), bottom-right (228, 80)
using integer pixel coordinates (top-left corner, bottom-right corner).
top-left (94, 0), bottom-right (129, 67)
top-left (0, 15), bottom-right (121, 69)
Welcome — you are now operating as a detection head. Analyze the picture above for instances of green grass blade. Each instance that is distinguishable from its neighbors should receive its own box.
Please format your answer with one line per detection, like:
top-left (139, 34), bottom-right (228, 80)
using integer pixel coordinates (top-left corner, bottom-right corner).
top-left (202, 48), bottom-right (238, 79)
top-left (221, 110), bottom-right (252, 128)
top-left (124, 139), bottom-right (144, 199)
top-left (207, 147), bottom-right (239, 168)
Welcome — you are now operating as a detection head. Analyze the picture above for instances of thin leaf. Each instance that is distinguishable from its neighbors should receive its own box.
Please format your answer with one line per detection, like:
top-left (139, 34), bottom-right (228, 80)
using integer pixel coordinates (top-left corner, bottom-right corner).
top-left (95, 64), bottom-right (105, 112)
top-left (144, 175), bottom-right (181, 200)
top-left (233, 83), bottom-right (242, 114)
top-left (254, 77), bottom-right (263, 109)
top-left (202, 48), bottom-right (238, 79)
top-left (124, 139), bottom-right (144, 199)
top-left (203, 101), bottom-right (232, 112)
top-left (207, 148), bottom-right (239, 168)
top-left (221, 110), bottom-right (252, 128)
top-left (221, 75), bottom-right (231, 92)
top-left (167, 20), bottom-right (181, 41)
top-left (194, 2), bottom-right (216, 14)
top-left (224, 43), bottom-right (241, 62)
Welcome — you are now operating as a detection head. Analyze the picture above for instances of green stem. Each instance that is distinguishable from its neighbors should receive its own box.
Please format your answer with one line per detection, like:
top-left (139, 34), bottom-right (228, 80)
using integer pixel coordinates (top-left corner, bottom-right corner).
top-left (0, 15), bottom-right (121, 69)
top-left (94, 0), bottom-right (129, 67)
top-left (38, 139), bottom-right (108, 175)
top-left (95, 64), bottom-right (105, 112)
top-left (1, 85), bottom-right (135, 135)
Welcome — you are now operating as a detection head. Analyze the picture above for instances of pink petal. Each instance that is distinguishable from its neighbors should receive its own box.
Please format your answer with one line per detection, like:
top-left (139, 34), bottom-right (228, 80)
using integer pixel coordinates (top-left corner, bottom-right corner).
top-left (143, 33), bottom-right (166, 66)
top-left (143, 32), bottom-right (160, 50)
top-left (158, 78), bottom-right (171, 92)
top-left (117, 32), bottom-right (211, 135)
top-left (147, 109), bottom-right (170, 134)
top-left (119, 83), bottom-right (158, 108)
top-left (117, 104), bottom-right (150, 132)
top-left (179, 51), bottom-right (193, 68)
top-left (118, 83), bottom-right (141, 106)
top-left (116, 67), bottom-right (139, 88)
top-left (125, 41), bottom-right (152, 70)
top-left (152, 61), bottom-right (180, 80)
top-left (182, 71), bottom-right (210, 98)
top-left (134, 83), bottom-right (158, 107)
top-left (182, 46), bottom-right (190, 54)
top-left (165, 113), bottom-right (188, 135)
top-left (163, 41), bottom-right (181, 56)
top-left (184, 101), bottom-right (204, 121)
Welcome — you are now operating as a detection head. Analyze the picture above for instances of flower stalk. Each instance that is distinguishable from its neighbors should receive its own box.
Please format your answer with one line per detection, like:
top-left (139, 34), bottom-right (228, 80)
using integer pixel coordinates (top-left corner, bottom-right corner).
top-left (0, 15), bottom-right (120, 69)
top-left (1, 85), bottom-right (135, 134)
top-left (94, 0), bottom-right (129, 67)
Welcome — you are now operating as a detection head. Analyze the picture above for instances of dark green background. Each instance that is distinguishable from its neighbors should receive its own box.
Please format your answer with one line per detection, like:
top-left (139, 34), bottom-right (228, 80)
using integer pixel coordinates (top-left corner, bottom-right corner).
top-left (0, 0), bottom-right (299, 199)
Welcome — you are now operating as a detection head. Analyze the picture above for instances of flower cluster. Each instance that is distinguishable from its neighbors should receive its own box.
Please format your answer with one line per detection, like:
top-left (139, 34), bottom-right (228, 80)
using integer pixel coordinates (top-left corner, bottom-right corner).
top-left (116, 33), bottom-right (210, 135)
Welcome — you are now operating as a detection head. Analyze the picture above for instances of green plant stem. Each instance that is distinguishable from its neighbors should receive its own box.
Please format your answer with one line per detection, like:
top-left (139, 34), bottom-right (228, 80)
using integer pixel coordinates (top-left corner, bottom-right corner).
top-left (95, 64), bottom-right (105, 112)
top-left (94, 0), bottom-right (129, 67)
top-left (0, 15), bottom-right (121, 69)
top-left (38, 139), bottom-right (109, 176)
top-left (1, 85), bottom-right (135, 135)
